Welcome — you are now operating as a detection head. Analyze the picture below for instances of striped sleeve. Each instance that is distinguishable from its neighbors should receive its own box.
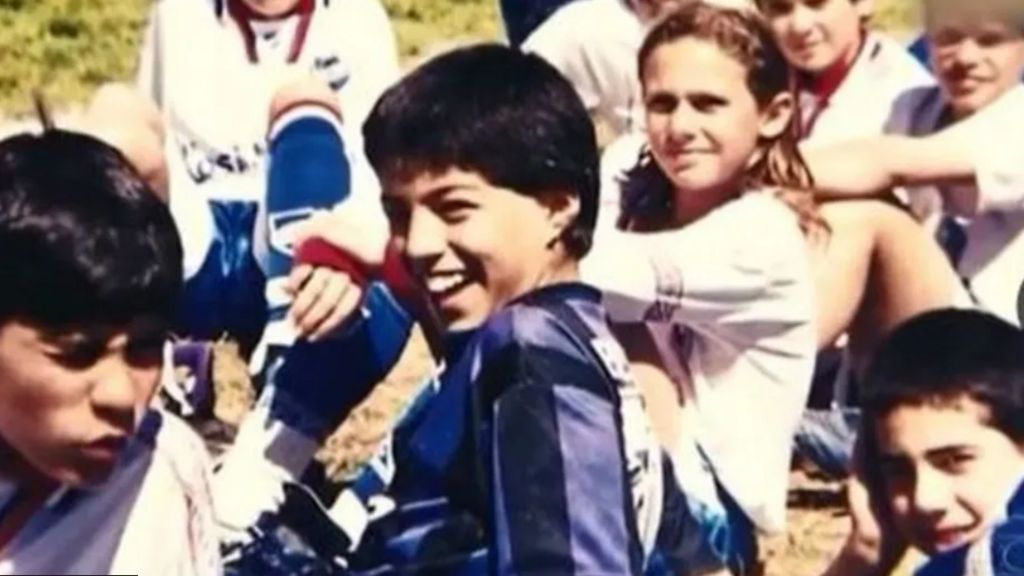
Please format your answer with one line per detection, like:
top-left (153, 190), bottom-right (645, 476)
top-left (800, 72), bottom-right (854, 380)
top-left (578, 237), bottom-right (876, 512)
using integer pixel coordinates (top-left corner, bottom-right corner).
top-left (482, 339), bottom-right (643, 576)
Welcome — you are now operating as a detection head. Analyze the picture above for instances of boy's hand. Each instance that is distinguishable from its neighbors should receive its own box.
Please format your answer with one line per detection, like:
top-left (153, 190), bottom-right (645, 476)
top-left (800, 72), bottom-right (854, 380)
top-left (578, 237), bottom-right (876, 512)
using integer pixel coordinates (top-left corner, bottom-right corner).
top-left (286, 264), bottom-right (363, 342)
top-left (826, 435), bottom-right (908, 576)
top-left (285, 206), bottom-right (390, 341)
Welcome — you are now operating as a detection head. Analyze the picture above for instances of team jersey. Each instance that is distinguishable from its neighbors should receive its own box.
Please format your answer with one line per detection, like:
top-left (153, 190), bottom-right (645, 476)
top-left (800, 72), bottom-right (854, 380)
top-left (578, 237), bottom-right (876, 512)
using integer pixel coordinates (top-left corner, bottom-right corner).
top-left (798, 32), bottom-right (933, 147)
top-left (220, 282), bottom-right (668, 574)
top-left (138, 0), bottom-right (396, 279)
top-left (886, 85), bottom-right (1024, 326)
top-left (915, 472), bottom-right (1024, 576)
top-left (522, 0), bottom-right (646, 137)
top-left (586, 134), bottom-right (818, 534)
top-left (0, 410), bottom-right (220, 576)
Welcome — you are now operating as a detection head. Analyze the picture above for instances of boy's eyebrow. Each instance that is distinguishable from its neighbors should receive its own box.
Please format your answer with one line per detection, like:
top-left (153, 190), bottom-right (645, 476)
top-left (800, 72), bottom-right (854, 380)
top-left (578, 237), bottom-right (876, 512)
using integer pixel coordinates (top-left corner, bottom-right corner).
top-left (924, 445), bottom-right (976, 459)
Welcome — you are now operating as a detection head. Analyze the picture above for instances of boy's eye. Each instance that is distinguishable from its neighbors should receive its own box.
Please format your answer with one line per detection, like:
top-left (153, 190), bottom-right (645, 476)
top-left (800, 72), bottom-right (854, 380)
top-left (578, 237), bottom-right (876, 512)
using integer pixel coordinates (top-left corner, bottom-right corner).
top-left (688, 93), bottom-right (727, 113)
top-left (125, 335), bottom-right (165, 368)
top-left (645, 93), bottom-right (678, 115)
top-left (803, 0), bottom-right (828, 10)
top-left (47, 341), bottom-right (105, 370)
top-left (976, 30), bottom-right (1011, 48)
top-left (878, 456), bottom-right (915, 488)
top-left (382, 200), bottom-right (411, 233)
top-left (759, 0), bottom-right (793, 17)
top-left (931, 450), bottom-right (975, 474)
top-left (931, 28), bottom-right (966, 48)
top-left (436, 199), bottom-right (477, 223)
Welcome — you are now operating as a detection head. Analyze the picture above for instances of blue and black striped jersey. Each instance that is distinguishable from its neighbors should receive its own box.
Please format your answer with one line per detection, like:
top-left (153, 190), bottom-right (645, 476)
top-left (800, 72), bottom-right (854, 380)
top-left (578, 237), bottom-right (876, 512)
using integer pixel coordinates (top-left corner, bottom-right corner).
top-left (335, 282), bottom-right (663, 574)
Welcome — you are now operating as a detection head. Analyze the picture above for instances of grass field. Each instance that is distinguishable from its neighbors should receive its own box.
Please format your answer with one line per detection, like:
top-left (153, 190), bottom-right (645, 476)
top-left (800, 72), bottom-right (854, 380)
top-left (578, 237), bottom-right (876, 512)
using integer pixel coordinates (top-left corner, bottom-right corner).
top-left (0, 0), bottom-right (916, 114)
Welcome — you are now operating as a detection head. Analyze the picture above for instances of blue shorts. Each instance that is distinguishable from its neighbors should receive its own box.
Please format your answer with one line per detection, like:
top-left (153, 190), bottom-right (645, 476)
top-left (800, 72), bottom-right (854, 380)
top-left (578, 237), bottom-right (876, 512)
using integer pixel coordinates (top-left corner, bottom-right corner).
top-left (178, 199), bottom-right (267, 354)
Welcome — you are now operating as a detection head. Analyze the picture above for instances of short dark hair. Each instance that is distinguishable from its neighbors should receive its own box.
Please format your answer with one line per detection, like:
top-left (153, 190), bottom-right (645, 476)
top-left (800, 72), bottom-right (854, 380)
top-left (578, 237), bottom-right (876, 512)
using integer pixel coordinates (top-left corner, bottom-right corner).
top-left (0, 130), bottom-right (182, 328)
top-left (363, 43), bottom-right (600, 258)
top-left (862, 309), bottom-right (1024, 442)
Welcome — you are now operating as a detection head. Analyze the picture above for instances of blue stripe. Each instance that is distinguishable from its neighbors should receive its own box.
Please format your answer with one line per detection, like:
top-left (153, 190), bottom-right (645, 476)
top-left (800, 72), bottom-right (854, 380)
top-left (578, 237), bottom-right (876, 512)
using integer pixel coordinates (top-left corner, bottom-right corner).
top-left (553, 385), bottom-right (635, 574)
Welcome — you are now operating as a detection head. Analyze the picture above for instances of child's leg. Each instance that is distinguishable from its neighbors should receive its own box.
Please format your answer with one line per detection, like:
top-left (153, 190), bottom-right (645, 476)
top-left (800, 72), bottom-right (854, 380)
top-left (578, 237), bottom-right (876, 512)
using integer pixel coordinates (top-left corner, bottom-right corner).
top-left (812, 199), bottom-right (964, 354)
top-left (250, 78), bottom-right (351, 373)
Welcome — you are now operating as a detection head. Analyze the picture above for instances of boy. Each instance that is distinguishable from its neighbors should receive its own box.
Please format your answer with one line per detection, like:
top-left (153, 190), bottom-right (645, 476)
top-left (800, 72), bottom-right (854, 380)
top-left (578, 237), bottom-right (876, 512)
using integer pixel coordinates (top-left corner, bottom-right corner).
top-left (214, 44), bottom-right (750, 574)
top-left (756, 0), bottom-right (933, 146)
top-left (825, 308), bottom-right (1024, 575)
top-left (885, 0), bottom-right (1024, 327)
top-left (0, 130), bottom-right (220, 574)
top-left (136, 0), bottom-right (398, 353)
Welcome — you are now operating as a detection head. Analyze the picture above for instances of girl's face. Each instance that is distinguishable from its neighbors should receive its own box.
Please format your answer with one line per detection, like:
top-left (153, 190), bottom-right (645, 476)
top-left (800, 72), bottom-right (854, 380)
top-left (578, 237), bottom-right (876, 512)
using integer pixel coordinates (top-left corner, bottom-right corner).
top-left (642, 38), bottom-right (792, 203)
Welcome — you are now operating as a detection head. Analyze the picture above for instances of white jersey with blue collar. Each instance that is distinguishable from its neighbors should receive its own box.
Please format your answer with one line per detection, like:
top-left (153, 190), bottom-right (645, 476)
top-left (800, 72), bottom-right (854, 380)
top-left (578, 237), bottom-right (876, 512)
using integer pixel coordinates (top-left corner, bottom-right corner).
top-left (0, 410), bottom-right (219, 576)
top-left (799, 32), bottom-right (933, 147)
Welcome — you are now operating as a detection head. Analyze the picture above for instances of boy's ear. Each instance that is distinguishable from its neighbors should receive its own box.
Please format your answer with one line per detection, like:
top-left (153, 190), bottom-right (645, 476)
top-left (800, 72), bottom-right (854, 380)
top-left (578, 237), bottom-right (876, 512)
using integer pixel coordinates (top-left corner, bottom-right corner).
top-left (540, 191), bottom-right (581, 245)
top-left (757, 91), bottom-right (795, 141)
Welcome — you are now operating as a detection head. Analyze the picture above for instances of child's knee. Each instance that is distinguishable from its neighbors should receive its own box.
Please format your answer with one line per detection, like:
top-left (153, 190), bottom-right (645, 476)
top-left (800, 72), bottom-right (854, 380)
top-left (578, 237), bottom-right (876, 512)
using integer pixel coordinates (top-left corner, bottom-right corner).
top-left (268, 76), bottom-right (342, 124)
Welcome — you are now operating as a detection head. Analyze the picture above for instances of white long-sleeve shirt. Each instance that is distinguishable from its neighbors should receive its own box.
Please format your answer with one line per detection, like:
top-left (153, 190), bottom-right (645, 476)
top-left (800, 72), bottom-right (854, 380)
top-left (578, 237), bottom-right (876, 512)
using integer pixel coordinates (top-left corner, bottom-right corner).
top-left (583, 145), bottom-right (817, 532)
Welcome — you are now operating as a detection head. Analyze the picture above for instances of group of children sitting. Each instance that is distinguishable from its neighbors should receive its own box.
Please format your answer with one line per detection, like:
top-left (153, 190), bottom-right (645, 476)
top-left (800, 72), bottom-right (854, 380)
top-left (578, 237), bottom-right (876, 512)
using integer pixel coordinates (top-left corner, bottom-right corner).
top-left (1, 0), bottom-right (1024, 574)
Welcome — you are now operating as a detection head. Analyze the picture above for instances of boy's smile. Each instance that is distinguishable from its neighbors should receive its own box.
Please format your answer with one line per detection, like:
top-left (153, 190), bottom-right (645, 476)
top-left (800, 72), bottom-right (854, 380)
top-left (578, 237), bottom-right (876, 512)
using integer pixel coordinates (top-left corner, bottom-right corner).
top-left (875, 396), bottom-right (1024, 554)
top-left (759, 0), bottom-right (869, 74)
top-left (929, 19), bottom-right (1024, 119)
top-left (381, 168), bottom-right (579, 331)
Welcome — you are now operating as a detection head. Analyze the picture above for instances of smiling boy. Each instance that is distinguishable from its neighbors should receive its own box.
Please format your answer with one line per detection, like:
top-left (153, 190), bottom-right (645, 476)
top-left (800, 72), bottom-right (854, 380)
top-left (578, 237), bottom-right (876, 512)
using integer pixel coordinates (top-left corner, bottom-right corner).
top-left (756, 0), bottom-right (933, 145)
top-left (210, 44), bottom-right (687, 574)
top-left (839, 309), bottom-right (1024, 575)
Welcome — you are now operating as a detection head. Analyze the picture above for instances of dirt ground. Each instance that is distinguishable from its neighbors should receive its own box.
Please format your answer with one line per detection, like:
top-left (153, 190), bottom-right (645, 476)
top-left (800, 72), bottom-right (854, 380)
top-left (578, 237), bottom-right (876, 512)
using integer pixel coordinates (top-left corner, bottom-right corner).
top-left (208, 331), bottom-right (866, 576)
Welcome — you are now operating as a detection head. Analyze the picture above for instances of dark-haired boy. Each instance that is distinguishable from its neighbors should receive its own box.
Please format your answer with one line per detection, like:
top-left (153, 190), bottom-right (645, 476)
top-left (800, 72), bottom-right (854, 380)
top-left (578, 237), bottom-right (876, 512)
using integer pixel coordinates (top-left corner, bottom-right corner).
top-left (0, 131), bottom-right (221, 574)
top-left (826, 308), bottom-right (1024, 575)
top-left (757, 0), bottom-right (933, 145)
top-left (215, 43), bottom-right (756, 574)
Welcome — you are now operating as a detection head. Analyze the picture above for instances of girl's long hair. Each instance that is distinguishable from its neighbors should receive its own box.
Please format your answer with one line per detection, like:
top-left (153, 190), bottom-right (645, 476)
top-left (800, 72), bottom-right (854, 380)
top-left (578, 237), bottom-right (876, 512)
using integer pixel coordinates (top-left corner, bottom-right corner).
top-left (620, 3), bottom-right (824, 236)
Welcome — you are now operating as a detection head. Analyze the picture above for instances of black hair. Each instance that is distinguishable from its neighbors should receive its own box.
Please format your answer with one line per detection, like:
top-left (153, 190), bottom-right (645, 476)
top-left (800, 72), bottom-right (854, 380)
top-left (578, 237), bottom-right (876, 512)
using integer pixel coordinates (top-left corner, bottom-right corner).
top-left (0, 130), bottom-right (182, 328)
top-left (862, 308), bottom-right (1024, 442)
top-left (363, 43), bottom-right (600, 258)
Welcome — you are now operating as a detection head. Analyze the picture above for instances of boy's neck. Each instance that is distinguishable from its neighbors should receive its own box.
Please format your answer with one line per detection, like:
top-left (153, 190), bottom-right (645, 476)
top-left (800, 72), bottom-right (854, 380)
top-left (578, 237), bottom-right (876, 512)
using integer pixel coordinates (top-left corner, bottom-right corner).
top-left (804, 31), bottom-right (868, 102)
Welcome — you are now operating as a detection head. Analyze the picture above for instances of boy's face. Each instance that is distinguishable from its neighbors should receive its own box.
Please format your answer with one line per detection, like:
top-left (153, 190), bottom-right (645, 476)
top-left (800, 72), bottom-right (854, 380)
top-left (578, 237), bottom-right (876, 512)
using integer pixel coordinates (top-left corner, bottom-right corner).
top-left (0, 320), bottom-right (165, 486)
top-left (874, 396), bottom-right (1024, 555)
top-left (382, 169), bottom-right (578, 332)
top-left (929, 18), bottom-right (1024, 118)
top-left (759, 0), bottom-right (871, 74)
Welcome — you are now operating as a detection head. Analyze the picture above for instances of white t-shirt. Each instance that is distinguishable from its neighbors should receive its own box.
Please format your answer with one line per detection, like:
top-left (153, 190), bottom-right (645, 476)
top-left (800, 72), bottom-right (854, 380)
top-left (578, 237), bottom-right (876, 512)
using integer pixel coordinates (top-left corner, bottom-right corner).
top-left (887, 85), bottom-right (1024, 326)
top-left (583, 142), bottom-right (817, 532)
top-left (523, 0), bottom-right (646, 136)
top-left (799, 32), bottom-right (933, 147)
top-left (0, 411), bottom-right (220, 576)
top-left (138, 0), bottom-right (399, 277)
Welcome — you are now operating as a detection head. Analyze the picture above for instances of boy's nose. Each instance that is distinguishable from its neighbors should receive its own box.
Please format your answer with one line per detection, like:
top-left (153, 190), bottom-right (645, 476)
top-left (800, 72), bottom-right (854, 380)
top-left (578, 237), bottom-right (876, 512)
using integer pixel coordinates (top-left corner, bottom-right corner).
top-left (789, 5), bottom-right (816, 35)
top-left (90, 357), bottom-right (144, 432)
top-left (912, 468), bottom-right (952, 517)
top-left (403, 209), bottom-right (447, 267)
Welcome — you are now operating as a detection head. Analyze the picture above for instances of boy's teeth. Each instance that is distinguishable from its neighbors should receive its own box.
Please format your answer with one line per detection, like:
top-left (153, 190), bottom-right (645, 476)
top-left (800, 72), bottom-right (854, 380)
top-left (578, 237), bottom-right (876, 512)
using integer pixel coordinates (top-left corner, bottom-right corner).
top-left (427, 274), bottom-right (462, 293)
